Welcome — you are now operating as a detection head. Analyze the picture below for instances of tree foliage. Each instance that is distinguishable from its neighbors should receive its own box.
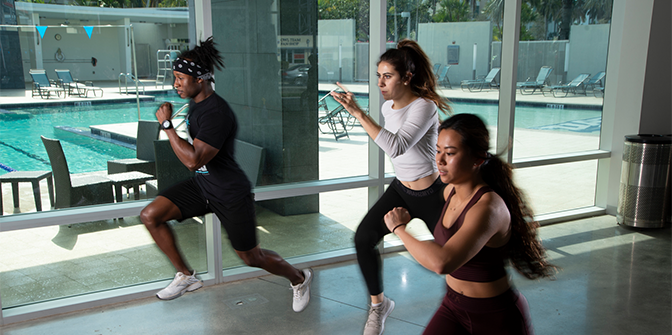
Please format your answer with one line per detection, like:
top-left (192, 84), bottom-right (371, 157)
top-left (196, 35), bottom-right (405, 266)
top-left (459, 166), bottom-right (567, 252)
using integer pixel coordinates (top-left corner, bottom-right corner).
top-left (432, 0), bottom-right (470, 23)
top-left (485, 0), bottom-right (612, 41)
top-left (318, 0), bottom-right (369, 41)
top-left (20, 0), bottom-right (186, 8)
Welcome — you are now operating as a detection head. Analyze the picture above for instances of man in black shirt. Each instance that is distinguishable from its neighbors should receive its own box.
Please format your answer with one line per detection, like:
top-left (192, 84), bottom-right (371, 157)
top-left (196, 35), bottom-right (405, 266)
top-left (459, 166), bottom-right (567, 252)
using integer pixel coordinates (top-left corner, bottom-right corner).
top-left (140, 38), bottom-right (312, 312)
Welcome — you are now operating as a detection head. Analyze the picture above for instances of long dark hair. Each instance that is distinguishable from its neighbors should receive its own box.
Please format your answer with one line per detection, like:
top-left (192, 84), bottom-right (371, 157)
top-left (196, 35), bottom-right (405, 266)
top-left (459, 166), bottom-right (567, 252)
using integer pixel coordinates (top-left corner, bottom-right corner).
top-left (439, 113), bottom-right (555, 280)
top-left (179, 37), bottom-right (224, 82)
top-left (379, 39), bottom-right (451, 115)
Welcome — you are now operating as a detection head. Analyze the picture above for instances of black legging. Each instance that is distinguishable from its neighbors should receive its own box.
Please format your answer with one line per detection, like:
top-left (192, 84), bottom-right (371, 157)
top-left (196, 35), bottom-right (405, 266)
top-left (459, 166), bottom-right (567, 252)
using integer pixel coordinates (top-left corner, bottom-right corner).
top-left (355, 177), bottom-right (446, 295)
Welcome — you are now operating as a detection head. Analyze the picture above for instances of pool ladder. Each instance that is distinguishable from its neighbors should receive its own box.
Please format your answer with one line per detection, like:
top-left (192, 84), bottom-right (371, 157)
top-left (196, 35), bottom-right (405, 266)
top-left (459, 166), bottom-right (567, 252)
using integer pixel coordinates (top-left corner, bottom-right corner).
top-left (156, 50), bottom-right (179, 89)
top-left (118, 73), bottom-right (146, 95)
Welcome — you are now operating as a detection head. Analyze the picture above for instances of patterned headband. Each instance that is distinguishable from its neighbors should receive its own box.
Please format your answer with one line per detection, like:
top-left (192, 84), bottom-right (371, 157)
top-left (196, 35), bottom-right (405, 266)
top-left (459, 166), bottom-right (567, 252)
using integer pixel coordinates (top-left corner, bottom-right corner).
top-left (173, 57), bottom-right (213, 80)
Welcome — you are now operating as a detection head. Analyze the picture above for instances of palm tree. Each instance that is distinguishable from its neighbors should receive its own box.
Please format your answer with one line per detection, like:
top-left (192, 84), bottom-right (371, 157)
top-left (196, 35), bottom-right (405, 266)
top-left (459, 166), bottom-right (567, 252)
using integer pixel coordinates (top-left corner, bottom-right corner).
top-left (484, 0), bottom-right (504, 39)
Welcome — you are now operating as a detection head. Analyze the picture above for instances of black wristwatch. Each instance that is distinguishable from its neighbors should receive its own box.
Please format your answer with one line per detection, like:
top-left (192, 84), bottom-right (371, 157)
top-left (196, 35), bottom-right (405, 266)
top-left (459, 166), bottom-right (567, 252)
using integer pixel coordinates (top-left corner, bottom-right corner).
top-left (161, 119), bottom-right (173, 130)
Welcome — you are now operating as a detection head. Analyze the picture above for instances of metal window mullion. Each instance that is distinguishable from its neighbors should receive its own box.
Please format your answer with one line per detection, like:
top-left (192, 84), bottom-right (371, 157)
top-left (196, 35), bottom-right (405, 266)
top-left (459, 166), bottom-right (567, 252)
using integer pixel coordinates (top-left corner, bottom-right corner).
top-left (496, 0), bottom-right (521, 164)
top-left (369, 0), bottom-right (386, 205)
top-left (204, 213), bottom-right (224, 284)
top-left (370, 0), bottom-right (387, 258)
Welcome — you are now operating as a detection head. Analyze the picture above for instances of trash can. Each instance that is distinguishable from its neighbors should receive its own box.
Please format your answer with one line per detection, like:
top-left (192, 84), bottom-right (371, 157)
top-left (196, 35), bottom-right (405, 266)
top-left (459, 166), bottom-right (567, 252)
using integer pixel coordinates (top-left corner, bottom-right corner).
top-left (617, 134), bottom-right (672, 228)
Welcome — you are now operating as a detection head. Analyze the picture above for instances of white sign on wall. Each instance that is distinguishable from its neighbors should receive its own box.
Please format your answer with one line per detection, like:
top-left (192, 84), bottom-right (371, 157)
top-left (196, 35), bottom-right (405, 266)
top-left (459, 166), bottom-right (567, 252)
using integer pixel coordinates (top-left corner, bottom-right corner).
top-left (277, 35), bottom-right (313, 49)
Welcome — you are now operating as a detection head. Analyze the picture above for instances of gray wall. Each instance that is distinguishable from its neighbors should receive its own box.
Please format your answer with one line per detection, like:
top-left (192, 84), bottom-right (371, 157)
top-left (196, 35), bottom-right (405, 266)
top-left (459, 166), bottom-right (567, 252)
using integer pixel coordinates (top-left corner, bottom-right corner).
top-left (639, 0), bottom-right (671, 135)
top-left (317, 19), bottom-right (355, 83)
top-left (567, 24), bottom-right (610, 81)
top-left (133, 22), bottom-right (189, 79)
top-left (18, 17), bottom-right (187, 82)
top-left (418, 21), bottom-right (493, 85)
top-left (19, 20), bottom-right (125, 82)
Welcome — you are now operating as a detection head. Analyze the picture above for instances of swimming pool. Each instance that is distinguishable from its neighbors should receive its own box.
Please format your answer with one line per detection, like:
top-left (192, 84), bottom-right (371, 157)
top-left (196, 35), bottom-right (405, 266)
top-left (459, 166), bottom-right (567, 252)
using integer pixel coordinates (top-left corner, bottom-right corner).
top-left (0, 95), bottom-right (187, 174)
top-left (1, 94), bottom-right (601, 176)
top-left (323, 94), bottom-right (602, 132)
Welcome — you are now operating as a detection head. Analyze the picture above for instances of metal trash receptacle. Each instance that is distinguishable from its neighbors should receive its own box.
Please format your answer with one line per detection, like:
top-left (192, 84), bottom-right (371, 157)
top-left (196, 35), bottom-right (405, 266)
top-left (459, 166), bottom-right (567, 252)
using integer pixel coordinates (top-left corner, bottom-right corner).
top-left (617, 134), bottom-right (672, 228)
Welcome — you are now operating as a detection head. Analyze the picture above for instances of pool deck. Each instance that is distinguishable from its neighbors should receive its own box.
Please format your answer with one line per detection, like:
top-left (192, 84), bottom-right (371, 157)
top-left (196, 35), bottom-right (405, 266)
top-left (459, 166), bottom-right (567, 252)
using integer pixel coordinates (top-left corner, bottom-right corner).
top-left (0, 80), bottom-right (604, 109)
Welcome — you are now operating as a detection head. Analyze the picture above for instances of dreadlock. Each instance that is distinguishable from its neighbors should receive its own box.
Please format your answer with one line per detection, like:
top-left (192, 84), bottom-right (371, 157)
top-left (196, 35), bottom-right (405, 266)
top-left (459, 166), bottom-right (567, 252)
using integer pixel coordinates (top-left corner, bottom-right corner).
top-left (178, 37), bottom-right (224, 82)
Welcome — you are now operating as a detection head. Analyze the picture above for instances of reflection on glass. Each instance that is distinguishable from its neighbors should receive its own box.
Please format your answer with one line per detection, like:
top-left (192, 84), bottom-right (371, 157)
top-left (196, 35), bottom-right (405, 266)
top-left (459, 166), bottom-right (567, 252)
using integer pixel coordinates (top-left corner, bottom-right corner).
top-left (513, 1), bottom-right (610, 159)
top-left (514, 160), bottom-right (598, 215)
top-left (1, 0), bottom-right (191, 216)
top-left (0, 216), bottom-right (205, 308)
top-left (222, 188), bottom-right (369, 269)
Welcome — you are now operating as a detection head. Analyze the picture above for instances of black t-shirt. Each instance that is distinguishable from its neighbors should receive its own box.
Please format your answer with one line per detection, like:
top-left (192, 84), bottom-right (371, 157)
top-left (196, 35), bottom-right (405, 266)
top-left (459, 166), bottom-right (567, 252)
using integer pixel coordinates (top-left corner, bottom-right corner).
top-left (186, 93), bottom-right (251, 203)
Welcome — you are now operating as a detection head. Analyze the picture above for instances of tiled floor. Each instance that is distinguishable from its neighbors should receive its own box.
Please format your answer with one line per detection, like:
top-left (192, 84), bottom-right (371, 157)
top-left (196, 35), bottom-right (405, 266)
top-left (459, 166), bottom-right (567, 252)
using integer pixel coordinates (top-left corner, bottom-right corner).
top-left (2, 215), bottom-right (670, 334)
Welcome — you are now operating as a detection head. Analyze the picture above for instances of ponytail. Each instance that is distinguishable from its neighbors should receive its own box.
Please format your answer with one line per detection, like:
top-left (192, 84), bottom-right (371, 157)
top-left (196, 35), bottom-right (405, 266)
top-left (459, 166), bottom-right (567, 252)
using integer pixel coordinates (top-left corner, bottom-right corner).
top-left (379, 39), bottom-right (452, 116)
top-left (480, 155), bottom-right (555, 279)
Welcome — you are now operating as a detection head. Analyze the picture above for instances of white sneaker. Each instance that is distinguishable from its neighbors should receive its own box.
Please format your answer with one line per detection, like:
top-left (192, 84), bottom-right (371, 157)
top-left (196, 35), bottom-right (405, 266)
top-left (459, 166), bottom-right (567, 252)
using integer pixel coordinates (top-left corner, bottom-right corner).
top-left (363, 296), bottom-right (395, 335)
top-left (291, 268), bottom-right (313, 312)
top-left (156, 271), bottom-right (203, 300)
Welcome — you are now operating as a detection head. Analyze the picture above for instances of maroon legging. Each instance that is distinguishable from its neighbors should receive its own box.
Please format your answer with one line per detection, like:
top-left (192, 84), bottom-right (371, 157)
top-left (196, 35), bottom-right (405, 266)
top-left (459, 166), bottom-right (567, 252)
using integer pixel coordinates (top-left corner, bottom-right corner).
top-left (423, 285), bottom-right (534, 335)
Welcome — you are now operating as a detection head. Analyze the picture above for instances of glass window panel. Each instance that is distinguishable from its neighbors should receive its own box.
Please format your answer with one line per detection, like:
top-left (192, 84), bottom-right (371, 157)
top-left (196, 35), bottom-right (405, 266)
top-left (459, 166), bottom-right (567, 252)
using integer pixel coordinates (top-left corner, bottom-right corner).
top-left (384, 1), bottom-right (502, 175)
top-left (209, 0), bottom-right (370, 190)
top-left (514, 160), bottom-right (598, 215)
top-left (0, 216), bottom-right (206, 308)
top-left (513, 2), bottom-right (610, 159)
top-left (0, 0), bottom-right (192, 216)
top-left (222, 188), bottom-right (369, 270)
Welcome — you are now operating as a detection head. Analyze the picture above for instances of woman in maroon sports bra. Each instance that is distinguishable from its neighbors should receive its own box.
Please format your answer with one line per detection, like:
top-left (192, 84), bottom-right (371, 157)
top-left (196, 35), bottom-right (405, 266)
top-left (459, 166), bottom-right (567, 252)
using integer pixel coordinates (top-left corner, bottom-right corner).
top-left (384, 113), bottom-right (555, 335)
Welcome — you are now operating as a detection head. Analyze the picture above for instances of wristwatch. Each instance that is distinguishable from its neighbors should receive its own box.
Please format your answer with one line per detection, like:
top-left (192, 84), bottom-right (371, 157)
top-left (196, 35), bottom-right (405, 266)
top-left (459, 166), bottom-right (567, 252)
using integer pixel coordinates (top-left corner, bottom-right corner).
top-left (161, 119), bottom-right (173, 130)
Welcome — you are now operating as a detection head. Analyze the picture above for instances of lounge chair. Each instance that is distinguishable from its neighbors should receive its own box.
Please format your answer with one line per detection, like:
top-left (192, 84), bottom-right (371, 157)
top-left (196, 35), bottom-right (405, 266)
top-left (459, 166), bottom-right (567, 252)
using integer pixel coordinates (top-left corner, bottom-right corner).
top-left (542, 73), bottom-right (591, 98)
top-left (30, 69), bottom-right (65, 99)
top-left (433, 63), bottom-right (441, 75)
top-left (317, 92), bottom-right (349, 141)
top-left (55, 69), bottom-right (104, 97)
top-left (437, 65), bottom-right (452, 88)
top-left (584, 71), bottom-right (606, 95)
top-left (517, 66), bottom-right (553, 95)
top-left (460, 68), bottom-right (500, 92)
top-left (41, 136), bottom-right (114, 209)
top-left (107, 120), bottom-right (160, 176)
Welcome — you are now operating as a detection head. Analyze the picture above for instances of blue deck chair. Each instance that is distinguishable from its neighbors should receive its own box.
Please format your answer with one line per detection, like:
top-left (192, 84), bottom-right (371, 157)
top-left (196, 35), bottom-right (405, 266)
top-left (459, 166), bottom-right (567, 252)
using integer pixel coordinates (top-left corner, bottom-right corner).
top-left (433, 63), bottom-right (441, 76)
top-left (517, 66), bottom-right (553, 95)
top-left (317, 91), bottom-right (349, 141)
top-left (543, 73), bottom-right (591, 98)
top-left (55, 69), bottom-right (104, 97)
top-left (29, 69), bottom-right (65, 99)
top-left (460, 68), bottom-right (500, 92)
top-left (584, 71), bottom-right (606, 95)
top-left (437, 65), bottom-right (452, 88)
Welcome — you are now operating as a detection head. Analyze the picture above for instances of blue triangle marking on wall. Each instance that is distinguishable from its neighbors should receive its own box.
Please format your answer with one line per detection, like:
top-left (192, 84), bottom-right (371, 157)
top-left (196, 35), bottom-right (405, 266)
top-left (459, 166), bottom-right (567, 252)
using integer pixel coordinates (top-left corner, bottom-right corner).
top-left (36, 26), bottom-right (47, 39)
top-left (84, 26), bottom-right (94, 39)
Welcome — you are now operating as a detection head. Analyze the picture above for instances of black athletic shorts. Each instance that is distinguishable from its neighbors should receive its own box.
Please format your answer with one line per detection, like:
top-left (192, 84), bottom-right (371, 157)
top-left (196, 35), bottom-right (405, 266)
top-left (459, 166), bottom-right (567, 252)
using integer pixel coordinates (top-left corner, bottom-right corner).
top-left (159, 178), bottom-right (258, 252)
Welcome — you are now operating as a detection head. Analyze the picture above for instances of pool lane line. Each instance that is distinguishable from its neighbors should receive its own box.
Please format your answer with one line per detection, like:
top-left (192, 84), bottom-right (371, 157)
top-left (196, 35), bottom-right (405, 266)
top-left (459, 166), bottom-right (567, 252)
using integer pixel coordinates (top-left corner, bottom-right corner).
top-left (0, 162), bottom-right (16, 172)
top-left (0, 140), bottom-right (50, 167)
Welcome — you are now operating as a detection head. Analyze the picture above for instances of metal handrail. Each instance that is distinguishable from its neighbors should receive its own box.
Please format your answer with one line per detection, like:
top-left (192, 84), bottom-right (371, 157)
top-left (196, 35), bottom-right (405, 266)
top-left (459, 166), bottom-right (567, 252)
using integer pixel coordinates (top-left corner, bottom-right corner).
top-left (318, 87), bottom-right (340, 103)
top-left (118, 73), bottom-right (146, 95)
top-left (172, 103), bottom-right (189, 129)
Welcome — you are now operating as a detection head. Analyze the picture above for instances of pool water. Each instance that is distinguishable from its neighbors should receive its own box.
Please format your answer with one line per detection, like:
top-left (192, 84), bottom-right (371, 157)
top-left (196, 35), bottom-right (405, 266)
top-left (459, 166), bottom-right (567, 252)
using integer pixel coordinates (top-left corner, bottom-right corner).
top-left (1, 94), bottom-right (601, 175)
top-left (1, 95), bottom-right (187, 174)
top-left (322, 94), bottom-right (601, 131)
